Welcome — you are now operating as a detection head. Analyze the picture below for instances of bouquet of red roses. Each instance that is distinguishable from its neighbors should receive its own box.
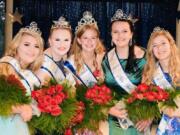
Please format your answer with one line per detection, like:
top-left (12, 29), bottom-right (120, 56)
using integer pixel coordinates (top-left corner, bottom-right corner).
top-left (125, 83), bottom-right (169, 123)
top-left (64, 101), bottom-right (85, 135)
top-left (74, 84), bottom-right (114, 132)
top-left (31, 84), bottom-right (66, 116)
top-left (29, 80), bottom-right (78, 135)
top-left (158, 88), bottom-right (180, 117)
top-left (0, 74), bottom-right (31, 116)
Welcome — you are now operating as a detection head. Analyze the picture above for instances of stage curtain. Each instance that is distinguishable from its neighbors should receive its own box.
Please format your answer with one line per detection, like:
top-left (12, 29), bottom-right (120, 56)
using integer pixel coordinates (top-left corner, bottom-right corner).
top-left (14, 0), bottom-right (179, 49)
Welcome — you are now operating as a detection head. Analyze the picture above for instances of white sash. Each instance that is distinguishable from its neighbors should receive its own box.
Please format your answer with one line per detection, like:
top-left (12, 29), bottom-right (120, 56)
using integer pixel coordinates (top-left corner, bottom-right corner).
top-left (65, 57), bottom-right (97, 87)
top-left (41, 54), bottom-right (65, 82)
top-left (107, 48), bottom-right (136, 94)
top-left (153, 64), bottom-right (173, 89)
top-left (0, 56), bottom-right (41, 95)
top-left (154, 64), bottom-right (174, 135)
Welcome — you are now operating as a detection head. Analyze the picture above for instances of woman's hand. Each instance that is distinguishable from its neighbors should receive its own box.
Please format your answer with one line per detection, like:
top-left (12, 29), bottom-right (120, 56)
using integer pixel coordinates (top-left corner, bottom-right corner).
top-left (12, 104), bottom-right (32, 122)
top-left (12, 105), bottom-right (21, 114)
top-left (135, 119), bottom-right (152, 132)
top-left (109, 106), bottom-right (127, 119)
top-left (20, 104), bottom-right (33, 122)
top-left (163, 107), bottom-right (180, 118)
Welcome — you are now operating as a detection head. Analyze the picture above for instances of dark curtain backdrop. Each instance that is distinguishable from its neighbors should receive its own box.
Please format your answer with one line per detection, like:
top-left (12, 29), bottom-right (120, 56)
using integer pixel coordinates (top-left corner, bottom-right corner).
top-left (14, 0), bottom-right (179, 50)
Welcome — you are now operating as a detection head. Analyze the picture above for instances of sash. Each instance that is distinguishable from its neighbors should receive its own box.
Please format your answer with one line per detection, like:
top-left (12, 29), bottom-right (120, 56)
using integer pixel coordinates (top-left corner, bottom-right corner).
top-left (64, 57), bottom-right (97, 87)
top-left (41, 54), bottom-right (66, 82)
top-left (0, 56), bottom-right (41, 95)
top-left (107, 48), bottom-right (136, 94)
top-left (154, 64), bottom-right (174, 135)
top-left (153, 64), bottom-right (173, 89)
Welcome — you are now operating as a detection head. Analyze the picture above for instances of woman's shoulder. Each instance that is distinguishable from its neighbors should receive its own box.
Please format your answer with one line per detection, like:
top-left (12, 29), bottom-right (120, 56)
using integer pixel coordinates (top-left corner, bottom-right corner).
top-left (0, 62), bottom-right (18, 77)
top-left (134, 45), bottom-right (146, 59)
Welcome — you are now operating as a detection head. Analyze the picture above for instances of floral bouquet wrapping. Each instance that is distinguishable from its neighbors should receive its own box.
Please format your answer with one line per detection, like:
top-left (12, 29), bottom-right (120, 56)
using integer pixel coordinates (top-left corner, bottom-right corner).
top-left (158, 88), bottom-right (180, 117)
top-left (125, 84), bottom-right (169, 123)
top-left (0, 74), bottom-right (31, 116)
top-left (74, 84), bottom-right (115, 133)
top-left (28, 80), bottom-right (78, 135)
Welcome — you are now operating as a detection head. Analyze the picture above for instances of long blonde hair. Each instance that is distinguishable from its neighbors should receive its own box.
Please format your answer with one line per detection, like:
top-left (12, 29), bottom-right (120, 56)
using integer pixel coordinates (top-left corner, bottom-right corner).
top-left (70, 24), bottom-right (105, 73)
top-left (5, 30), bottom-right (44, 72)
top-left (142, 29), bottom-right (180, 86)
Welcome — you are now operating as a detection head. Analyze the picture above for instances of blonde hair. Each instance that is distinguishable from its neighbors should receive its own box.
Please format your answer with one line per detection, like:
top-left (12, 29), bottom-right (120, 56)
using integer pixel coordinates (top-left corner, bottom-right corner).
top-left (5, 30), bottom-right (44, 72)
top-left (70, 24), bottom-right (105, 73)
top-left (142, 29), bottom-right (180, 86)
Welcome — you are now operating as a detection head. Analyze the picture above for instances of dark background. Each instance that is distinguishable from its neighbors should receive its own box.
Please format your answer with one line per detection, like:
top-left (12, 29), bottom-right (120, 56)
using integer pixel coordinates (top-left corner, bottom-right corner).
top-left (13, 0), bottom-right (179, 50)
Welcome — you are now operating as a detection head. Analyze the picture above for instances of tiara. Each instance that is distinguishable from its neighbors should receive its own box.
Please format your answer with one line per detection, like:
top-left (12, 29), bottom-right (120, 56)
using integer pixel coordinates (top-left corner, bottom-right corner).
top-left (151, 27), bottom-right (168, 36)
top-left (111, 9), bottom-right (138, 24)
top-left (20, 22), bottom-right (42, 36)
top-left (52, 16), bottom-right (71, 29)
top-left (75, 11), bottom-right (98, 32)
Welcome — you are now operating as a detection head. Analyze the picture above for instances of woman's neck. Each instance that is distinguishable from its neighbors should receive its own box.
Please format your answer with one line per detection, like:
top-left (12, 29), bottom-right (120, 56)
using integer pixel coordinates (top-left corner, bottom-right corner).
top-left (15, 56), bottom-right (28, 69)
top-left (159, 59), bottom-right (169, 73)
top-left (82, 51), bottom-right (95, 61)
top-left (50, 48), bottom-right (63, 61)
top-left (116, 45), bottom-right (129, 59)
top-left (82, 50), bottom-right (96, 70)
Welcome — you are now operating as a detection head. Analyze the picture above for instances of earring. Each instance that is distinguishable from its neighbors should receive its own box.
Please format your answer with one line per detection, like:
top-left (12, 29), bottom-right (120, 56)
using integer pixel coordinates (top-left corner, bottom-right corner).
top-left (129, 39), bottom-right (132, 47)
top-left (111, 40), bottom-right (114, 46)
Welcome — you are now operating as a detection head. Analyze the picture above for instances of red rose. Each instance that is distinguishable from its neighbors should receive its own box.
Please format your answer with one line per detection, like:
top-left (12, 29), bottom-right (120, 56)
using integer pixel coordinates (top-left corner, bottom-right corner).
top-left (145, 92), bottom-right (156, 101)
top-left (56, 84), bottom-right (63, 93)
top-left (93, 69), bottom-right (101, 78)
top-left (137, 83), bottom-right (149, 92)
top-left (72, 111), bottom-right (84, 124)
top-left (51, 105), bottom-right (62, 116)
top-left (77, 101), bottom-right (85, 111)
top-left (43, 95), bottom-right (52, 103)
top-left (47, 86), bottom-right (56, 95)
top-left (50, 98), bottom-right (58, 105)
top-left (31, 90), bottom-right (44, 99)
top-left (38, 104), bottom-right (46, 112)
top-left (75, 112), bottom-right (84, 123)
top-left (44, 105), bottom-right (52, 112)
top-left (57, 92), bottom-right (66, 100)
top-left (64, 128), bottom-right (73, 135)
top-left (127, 97), bottom-right (135, 104)
top-left (156, 91), bottom-right (169, 101)
top-left (135, 93), bottom-right (144, 100)
top-left (94, 98), bottom-right (104, 104)
top-left (54, 95), bottom-right (63, 104)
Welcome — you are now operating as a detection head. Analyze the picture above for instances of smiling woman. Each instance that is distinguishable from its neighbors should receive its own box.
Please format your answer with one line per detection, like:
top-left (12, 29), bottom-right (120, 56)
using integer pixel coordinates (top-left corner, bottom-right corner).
top-left (15, 34), bottom-right (41, 69)
top-left (142, 27), bottom-right (180, 135)
top-left (0, 22), bottom-right (44, 135)
top-left (35, 16), bottom-right (75, 85)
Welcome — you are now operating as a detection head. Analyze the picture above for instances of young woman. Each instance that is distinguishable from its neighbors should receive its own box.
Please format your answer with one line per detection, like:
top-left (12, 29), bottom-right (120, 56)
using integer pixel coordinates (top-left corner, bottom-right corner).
top-left (102, 9), bottom-right (151, 135)
top-left (65, 11), bottom-right (105, 135)
top-left (142, 27), bottom-right (180, 135)
top-left (65, 11), bottom-right (105, 87)
top-left (0, 22), bottom-right (44, 135)
top-left (36, 16), bottom-right (75, 85)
